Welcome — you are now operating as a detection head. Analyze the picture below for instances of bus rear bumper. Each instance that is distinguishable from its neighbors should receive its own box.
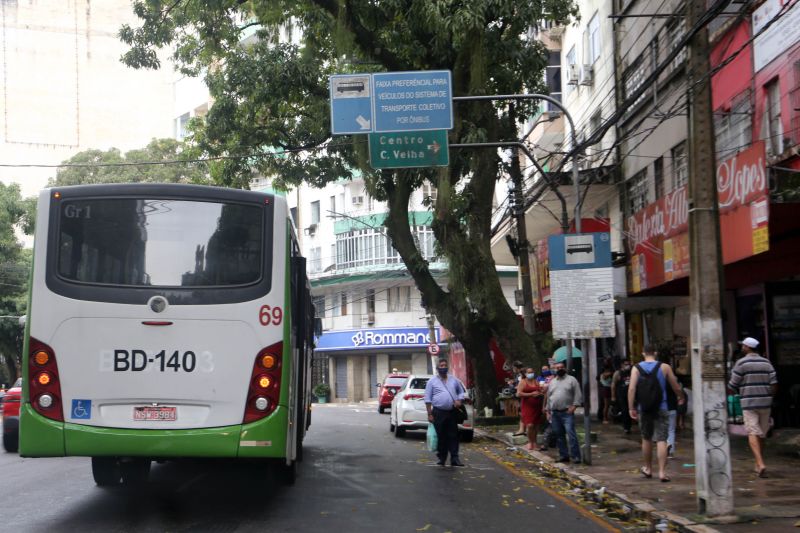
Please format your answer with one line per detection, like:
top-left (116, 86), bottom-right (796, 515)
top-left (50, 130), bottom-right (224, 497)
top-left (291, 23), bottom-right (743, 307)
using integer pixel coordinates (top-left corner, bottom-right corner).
top-left (19, 404), bottom-right (289, 459)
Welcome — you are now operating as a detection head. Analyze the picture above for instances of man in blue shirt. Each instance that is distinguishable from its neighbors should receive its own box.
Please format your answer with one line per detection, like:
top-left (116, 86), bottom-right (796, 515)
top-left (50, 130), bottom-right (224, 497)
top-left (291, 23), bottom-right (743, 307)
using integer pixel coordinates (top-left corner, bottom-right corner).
top-left (425, 358), bottom-right (466, 467)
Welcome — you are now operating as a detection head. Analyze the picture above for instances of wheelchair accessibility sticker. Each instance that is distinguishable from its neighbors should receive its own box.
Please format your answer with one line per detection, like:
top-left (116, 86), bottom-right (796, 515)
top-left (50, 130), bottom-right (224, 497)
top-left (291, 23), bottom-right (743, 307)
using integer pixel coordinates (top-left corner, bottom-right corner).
top-left (71, 399), bottom-right (91, 420)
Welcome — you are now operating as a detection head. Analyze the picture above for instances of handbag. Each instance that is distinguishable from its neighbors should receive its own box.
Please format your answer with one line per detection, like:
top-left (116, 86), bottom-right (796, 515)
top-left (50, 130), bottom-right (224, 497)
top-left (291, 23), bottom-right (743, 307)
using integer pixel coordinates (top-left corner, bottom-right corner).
top-left (442, 377), bottom-right (469, 424)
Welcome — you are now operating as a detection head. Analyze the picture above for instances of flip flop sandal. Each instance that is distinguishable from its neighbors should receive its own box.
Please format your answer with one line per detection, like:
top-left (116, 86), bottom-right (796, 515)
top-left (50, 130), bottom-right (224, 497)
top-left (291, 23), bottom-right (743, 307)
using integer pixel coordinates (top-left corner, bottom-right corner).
top-left (660, 477), bottom-right (671, 483)
top-left (640, 467), bottom-right (652, 478)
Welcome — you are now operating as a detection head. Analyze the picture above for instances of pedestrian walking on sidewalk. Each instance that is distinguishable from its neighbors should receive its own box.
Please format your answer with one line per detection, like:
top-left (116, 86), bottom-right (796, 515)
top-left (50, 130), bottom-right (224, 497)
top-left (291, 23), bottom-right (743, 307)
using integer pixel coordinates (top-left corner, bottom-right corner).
top-left (611, 358), bottom-right (633, 434)
top-left (544, 360), bottom-right (583, 464)
top-left (627, 345), bottom-right (684, 482)
top-left (517, 367), bottom-right (546, 451)
top-left (599, 361), bottom-right (614, 424)
top-left (728, 337), bottom-right (778, 478)
top-left (425, 358), bottom-right (467, 467)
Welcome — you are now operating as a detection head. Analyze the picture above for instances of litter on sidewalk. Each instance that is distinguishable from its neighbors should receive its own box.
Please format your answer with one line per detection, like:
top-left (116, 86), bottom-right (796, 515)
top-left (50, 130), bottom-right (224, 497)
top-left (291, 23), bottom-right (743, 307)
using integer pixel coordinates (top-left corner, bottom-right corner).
top-left (477, 414), bottom-right (800, 532)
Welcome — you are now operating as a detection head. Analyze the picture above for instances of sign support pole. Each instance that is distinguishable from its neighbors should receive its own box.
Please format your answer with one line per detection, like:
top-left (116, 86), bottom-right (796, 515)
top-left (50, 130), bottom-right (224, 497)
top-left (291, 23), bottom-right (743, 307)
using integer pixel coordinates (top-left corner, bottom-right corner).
top-left (686, 0), bottom-right (734, 516)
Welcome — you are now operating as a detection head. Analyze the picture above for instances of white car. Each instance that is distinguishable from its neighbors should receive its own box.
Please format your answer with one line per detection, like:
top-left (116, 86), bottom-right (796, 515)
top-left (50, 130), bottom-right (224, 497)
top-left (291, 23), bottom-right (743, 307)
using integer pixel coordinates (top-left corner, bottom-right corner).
top-left (389, 374), bottom-right (474, 442)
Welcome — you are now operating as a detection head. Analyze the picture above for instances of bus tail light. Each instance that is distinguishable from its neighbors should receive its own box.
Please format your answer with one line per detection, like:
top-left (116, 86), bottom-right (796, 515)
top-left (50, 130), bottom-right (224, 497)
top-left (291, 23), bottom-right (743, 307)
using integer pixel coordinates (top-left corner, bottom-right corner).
top-left (29, 337), bottom-right (63, 422)
top-left (243, 342), bottom-right (282, 424)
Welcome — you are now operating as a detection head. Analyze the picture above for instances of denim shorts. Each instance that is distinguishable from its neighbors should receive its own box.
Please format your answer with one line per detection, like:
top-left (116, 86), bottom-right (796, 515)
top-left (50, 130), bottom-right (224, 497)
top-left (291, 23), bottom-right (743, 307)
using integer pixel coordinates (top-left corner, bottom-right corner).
top-left (639, 409), bottom-right (669, 442)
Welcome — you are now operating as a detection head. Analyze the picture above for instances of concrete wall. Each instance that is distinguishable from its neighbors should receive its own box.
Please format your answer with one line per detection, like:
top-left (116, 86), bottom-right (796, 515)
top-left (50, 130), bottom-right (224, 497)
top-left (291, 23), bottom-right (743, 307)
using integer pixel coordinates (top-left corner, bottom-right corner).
top-left (0, 0), bottom-right (174, 197)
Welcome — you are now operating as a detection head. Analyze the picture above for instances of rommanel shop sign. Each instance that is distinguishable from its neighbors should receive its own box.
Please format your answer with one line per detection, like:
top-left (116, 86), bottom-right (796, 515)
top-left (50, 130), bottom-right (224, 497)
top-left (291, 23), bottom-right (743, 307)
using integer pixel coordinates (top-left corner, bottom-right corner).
top-left (626, 142), bottom-right (769, 293)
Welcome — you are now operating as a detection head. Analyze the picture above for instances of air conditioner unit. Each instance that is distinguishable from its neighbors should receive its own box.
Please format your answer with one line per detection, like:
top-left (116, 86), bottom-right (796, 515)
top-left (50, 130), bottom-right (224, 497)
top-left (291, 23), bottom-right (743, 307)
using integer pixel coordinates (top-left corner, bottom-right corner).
top-left (566, 64), bottom-right (579, 85)
top-left (305, 223), bottom-right (317, 236)
top-left (352, 195), bottom-right (364, 206)
top-left (579, 65), bottom-right (594, 86)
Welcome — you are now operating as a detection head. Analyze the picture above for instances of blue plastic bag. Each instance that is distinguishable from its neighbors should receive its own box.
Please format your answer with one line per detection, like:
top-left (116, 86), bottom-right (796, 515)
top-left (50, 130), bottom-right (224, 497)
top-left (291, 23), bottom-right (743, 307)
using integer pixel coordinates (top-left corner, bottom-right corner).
top-left (426, 424), bottom-right (438, 452)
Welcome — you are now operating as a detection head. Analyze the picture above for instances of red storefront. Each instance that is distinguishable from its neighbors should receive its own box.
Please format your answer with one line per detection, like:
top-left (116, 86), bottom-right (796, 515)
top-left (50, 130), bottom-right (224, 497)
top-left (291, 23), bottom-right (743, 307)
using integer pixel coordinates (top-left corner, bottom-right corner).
top-left (623, 11), bottom-right (800, 426)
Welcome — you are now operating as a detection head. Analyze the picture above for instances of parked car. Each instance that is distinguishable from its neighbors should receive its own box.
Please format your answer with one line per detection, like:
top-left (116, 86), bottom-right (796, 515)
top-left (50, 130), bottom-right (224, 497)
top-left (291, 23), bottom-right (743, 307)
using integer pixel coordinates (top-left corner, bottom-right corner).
top-left (2, 378), bottom-right (22, 453)
top-left (377, 373), bottom-right (408, 413)
top-left (389, 374), bottom-right (474, 442)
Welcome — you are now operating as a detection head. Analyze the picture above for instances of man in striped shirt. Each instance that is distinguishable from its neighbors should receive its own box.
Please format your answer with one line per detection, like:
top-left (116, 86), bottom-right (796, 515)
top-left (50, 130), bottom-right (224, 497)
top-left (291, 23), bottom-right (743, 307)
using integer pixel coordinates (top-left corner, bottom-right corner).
top-left (729, 337), bottom-right (778, 478)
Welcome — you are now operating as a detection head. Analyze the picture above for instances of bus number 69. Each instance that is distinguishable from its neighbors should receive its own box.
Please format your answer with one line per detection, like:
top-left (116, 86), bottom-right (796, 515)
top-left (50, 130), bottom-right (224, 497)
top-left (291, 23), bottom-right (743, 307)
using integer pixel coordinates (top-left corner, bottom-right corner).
top-left (259, 305), bottom-right (283, 326)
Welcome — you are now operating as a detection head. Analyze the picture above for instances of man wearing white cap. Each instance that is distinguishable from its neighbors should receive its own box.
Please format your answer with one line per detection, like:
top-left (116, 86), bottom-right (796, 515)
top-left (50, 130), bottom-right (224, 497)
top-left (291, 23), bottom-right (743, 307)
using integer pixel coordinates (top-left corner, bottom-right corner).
top-left (729, 337), bottom-right (778, 478)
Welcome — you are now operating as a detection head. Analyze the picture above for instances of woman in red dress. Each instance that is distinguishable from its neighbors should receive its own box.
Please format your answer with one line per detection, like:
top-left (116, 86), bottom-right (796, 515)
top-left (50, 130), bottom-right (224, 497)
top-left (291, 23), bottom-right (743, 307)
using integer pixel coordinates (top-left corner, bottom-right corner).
top-left (517, 367), bottom-right (546, 451)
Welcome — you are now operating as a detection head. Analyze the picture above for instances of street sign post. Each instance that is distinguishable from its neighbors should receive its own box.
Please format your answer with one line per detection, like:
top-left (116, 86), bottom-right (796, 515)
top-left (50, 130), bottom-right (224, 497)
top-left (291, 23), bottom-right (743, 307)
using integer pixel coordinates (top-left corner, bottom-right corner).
top-left (368, 130), bottom-right (449, 169)
top-left (329, 74), bottom-right (373, 135)
top-left (548, 232), bottom-right (615, 340)
top-left (372, 70), bottom-right (453, 132)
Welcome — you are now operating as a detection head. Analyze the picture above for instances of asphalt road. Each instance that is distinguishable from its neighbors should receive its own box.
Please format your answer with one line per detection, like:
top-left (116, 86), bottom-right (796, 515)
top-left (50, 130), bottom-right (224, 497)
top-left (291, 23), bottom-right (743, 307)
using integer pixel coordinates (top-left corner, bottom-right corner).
top-left (0, 405), bottom-right (618, 532)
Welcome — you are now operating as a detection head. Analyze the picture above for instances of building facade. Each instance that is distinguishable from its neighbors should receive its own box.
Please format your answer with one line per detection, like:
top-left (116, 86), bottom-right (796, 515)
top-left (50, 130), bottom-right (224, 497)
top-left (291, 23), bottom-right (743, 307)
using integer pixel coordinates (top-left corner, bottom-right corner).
top-left (0, 0), bottom-right (174, 197)
top-left (286, 177), bottom-right (519, 403)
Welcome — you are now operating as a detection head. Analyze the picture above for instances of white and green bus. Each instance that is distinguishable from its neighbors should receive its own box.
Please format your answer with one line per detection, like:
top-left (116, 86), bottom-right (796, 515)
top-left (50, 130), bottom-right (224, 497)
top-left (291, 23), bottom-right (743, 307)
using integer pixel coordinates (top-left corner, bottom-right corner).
top-left (19, 184), bottom-right (315, 485)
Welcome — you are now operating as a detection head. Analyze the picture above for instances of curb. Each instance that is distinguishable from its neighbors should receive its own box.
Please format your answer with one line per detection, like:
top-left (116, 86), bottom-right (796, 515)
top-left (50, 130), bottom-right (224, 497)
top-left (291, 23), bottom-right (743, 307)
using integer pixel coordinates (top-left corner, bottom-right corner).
top-left (475, 428), bottom-right (721, 533)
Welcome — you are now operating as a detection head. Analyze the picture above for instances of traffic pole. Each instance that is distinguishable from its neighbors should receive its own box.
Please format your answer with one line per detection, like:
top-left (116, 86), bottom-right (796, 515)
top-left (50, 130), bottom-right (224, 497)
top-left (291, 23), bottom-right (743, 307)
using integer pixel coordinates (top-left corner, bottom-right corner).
top-left (686, 0), bottom-right (734, 516)
top-left (510, 143), bottom-right (536, 335)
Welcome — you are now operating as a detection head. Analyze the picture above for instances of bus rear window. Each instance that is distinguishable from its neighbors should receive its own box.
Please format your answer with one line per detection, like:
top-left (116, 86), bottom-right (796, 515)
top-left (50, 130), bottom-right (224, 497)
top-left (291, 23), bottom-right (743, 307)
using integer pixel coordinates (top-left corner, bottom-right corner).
top-left (57, 198), bottom-right (263, 287)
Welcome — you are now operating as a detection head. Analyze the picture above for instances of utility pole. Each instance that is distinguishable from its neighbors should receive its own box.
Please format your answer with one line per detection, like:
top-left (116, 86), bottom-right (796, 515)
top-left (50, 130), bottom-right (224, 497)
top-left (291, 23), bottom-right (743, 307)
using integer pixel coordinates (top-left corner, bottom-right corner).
top-left (686, 0), bottom-right (734, 516)
top-left (508, 113), bottom-right (536, 335)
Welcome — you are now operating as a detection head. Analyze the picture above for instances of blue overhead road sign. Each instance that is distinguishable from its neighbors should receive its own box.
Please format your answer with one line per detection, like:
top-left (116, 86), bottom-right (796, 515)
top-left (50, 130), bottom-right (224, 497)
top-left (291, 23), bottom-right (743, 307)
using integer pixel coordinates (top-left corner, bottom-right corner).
top-left (372, 70), bottom-right (453, 133)
top-left (330, 74), bottom-right (373, 135)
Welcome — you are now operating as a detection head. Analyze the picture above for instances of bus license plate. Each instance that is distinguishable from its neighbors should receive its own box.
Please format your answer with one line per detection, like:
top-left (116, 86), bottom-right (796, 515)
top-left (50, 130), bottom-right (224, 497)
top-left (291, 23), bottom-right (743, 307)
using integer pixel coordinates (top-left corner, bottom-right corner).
top-left (133, 406), bottom-right (177, 421)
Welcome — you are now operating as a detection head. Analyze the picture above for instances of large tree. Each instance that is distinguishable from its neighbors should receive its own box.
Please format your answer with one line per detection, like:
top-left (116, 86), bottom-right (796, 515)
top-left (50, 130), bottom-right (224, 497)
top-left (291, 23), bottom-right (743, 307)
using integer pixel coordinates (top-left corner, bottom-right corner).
top-left (0, 183), bottom-right (35, 385)
top-left (50, 138), bottom-right (210, 186)
top-left (120, 0), bottom-right (574, 408)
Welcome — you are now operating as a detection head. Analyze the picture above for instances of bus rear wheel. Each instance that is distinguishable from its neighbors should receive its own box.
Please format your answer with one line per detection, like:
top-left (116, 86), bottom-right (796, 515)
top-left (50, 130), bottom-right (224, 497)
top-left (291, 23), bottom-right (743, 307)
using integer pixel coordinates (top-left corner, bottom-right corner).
top-left (277, 459), bottom-right (296, 486)
top-left (91, 457), bottom-right (122, 486)
top-left (120, 459), bottom-right (151, 485)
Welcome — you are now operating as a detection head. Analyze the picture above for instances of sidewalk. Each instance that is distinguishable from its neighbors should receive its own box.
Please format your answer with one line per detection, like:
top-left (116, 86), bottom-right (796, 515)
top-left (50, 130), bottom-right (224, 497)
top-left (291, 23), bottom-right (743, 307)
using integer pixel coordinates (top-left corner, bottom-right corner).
top-left (477, 414), bottom-right (800, 532)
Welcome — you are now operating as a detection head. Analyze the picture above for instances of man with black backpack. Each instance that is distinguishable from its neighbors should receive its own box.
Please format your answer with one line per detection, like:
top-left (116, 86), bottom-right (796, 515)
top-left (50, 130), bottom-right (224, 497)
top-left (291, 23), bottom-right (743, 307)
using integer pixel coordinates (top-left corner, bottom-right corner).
top-left (627, 344), bottom-right (685, 482)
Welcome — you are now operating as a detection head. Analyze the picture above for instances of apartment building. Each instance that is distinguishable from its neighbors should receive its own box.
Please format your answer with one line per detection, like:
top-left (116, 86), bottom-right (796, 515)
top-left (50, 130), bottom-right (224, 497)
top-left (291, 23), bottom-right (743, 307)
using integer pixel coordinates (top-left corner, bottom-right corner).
top-left (0, 0), bottom-right (174, 197)
top-left (285, 177), bottom-right (519, 403)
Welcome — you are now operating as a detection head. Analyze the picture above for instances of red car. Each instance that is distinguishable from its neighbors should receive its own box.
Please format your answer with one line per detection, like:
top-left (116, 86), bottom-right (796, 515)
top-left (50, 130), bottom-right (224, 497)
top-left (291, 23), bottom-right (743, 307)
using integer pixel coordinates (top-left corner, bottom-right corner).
top-left (2, 378), bottom-right (21, 453)
top-left (377, 374), bottom-right (408, 414)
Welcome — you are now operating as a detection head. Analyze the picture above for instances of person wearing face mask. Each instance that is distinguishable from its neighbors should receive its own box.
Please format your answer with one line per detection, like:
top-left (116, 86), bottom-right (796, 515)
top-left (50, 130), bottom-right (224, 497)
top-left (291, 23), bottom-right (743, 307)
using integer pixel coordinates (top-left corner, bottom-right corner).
top-left (424, 358), bottom-right (467, 467)
top-left (537, 365), bottom-right (554, 386)
top-left (544, 360), bottom-right (583, 463)
top-left (611, 358), bottom-right (633, 434)
top-left (517, 367), bottom-right (546, 451)
top-left (537, 365), bottom-right (556, 450)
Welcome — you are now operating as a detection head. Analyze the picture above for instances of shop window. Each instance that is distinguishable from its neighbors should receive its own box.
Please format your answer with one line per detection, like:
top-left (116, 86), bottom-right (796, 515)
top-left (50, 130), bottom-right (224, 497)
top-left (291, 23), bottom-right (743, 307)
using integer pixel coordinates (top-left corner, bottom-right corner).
top-left (366, 289), bottom-right (375, 324)
top-left (387, 286), bottom-right (411, 312)
top-left (626, 169), bottom-right (649, 214)
top-left (654, 157), bottom-right (665, 199)
top-left (312, 295), bottom-right (326, 318)
top-left (671, 141), bottom-right (688, 190)
top-left (310, 247), bottom-right (322, 273)
top-left (714, 89), bottom-right (752, 159)
top-left (764, 79), bottom-right (783, 156)
top-left (623, 55), bottom-right (647, 110)
top-left (586, 13), bottom-right (601, 64)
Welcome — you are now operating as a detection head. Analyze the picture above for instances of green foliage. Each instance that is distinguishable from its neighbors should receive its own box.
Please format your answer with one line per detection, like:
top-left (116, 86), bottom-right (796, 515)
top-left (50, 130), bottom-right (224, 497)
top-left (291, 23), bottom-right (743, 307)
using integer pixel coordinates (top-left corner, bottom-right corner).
top-left (50, 138), bottom-right (211, 186)
top-left (119, 0), bottom-right (577, 404)
top-left (313, 382), bottom-right (331, 397)
top-left (0, 183), bottom-right (35, 383)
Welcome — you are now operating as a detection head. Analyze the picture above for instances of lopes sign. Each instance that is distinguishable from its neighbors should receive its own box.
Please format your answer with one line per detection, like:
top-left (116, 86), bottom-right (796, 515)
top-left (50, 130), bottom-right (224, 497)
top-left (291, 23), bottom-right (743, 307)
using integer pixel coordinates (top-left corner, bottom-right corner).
top-left (626, 141), bottom-right (769, 293)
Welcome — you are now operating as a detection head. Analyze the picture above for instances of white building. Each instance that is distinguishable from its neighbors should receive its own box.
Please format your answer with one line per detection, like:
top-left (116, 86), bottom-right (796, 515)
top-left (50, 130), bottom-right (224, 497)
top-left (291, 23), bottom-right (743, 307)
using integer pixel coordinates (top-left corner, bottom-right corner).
top-left (284, 177), bottom-right (519, 403)
top-left (0, 0), bottom-right (174, 197)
